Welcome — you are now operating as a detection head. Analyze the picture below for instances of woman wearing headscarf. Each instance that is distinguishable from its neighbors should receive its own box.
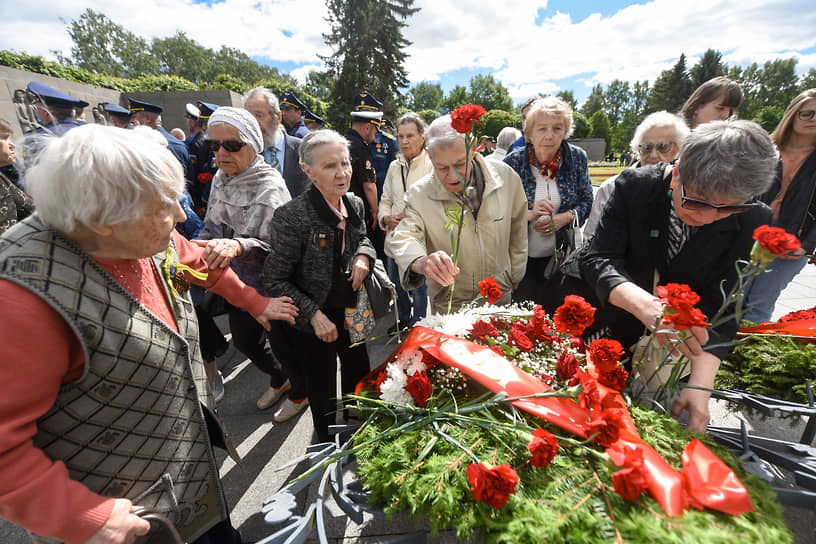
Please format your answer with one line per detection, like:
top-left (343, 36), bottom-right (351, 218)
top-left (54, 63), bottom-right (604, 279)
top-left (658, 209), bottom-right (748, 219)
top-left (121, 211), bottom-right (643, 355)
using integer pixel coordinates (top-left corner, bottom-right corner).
top-left (195, 107), bottom-right (304, 414)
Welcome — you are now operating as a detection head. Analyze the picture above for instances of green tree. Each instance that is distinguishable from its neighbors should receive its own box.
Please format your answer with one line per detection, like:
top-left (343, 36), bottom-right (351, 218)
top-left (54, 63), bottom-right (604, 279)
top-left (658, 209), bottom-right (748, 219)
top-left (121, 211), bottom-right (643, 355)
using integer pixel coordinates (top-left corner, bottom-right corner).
top-left (472, 110), bottom-right (520, 139)
top-left (631, 80), bottom-right (650, 117)
top-left (468, 74), bottom-right (513, 111)
top-left (800, 68), bottom-right (816, 92)
top-left (589, 110), bottom-right (611, 149)
top-left (556, 90), bottom-right (577, 111)
top-left (304, 70), bottom-right (334, 101)
top-left (321, 0), bottom-right (419, 129)
top-left (610, 110), bottom-right (639, 152)
top-left (151, 31), bottom-right (210, 82)
top-left (572, 112), bottom-right (591, 139)
top-left (755, 105), bottom-right (784, 132)
top-left (416, 109), bottom-right (440, 125)
top-left (212, 46), bottom-right (279, 84)
top-left (689, 49), bottom-right (727, 89)
top-left (59, 9), bottom-right (156, 77)
top-left (646, 53), bottom-right (692, 114)
top-left (603, 79), bottom-right (632, 125)
top-left (734, 59), bottom-right (799, 120)
top-left (409, 81), bottom-right (444, 111)
top-left (443, 85), bottom-right (470, 112)
top-left (581, 84), bottom-right (605, 118)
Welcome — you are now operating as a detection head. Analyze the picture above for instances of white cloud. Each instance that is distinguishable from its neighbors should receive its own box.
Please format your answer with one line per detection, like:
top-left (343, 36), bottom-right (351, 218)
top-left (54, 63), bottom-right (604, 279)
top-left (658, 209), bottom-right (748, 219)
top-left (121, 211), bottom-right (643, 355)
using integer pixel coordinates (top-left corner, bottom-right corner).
top-left (1, 0), bottom-right (814, 102)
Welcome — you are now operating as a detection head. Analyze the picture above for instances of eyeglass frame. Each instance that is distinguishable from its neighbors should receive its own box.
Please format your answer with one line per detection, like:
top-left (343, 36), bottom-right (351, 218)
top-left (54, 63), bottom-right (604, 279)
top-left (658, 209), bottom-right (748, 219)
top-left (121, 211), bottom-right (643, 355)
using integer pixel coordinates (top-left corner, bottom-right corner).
top-left (797, 110), bottom-right (816, 121)
top-left (637, 141), bottom-right (676, 155)
top-left (204, 139), bottom-right (247, 153)
top-left (679, 183), bottom-right (759, 214)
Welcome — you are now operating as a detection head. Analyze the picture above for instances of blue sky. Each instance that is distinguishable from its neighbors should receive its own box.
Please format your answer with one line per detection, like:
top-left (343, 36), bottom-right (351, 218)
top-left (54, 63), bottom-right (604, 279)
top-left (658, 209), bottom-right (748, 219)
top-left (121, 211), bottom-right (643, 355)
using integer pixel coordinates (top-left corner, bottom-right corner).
top-left (2, 1), bottom-right (815, 107)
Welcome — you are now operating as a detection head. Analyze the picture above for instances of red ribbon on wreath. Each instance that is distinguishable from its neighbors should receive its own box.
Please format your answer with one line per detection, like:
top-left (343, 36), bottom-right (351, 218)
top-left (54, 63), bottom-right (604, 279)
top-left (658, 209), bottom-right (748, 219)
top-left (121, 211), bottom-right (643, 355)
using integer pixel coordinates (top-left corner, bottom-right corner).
top-left (361, 326), bottom-right (754, 517)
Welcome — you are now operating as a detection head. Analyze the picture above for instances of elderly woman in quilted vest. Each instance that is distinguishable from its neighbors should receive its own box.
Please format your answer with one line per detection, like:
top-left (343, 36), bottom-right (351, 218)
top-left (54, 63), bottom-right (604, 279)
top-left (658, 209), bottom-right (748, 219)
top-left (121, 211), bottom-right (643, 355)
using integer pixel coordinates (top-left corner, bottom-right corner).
top-left (0, 125), bottom-right (297, 544)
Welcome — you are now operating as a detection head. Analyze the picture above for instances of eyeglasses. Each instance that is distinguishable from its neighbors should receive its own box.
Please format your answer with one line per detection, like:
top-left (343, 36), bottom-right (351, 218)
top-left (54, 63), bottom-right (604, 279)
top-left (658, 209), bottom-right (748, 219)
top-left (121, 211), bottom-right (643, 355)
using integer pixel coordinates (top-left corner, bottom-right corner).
top-left (680, 184), bottom-right (758, 214)
top-left (798, 110), bottom-right (816, 120)
top-left (204, 139), bottom-right (247, 153)
top-left (638, 141), bottom-right (675, 155)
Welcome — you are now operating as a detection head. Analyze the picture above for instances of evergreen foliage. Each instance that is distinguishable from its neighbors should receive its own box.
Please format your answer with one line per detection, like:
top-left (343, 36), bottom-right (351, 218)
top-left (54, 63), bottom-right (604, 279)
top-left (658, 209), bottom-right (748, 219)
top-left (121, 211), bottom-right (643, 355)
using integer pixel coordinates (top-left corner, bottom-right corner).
top-left (689, 49), bottom-right (728, 89)
top-left (354, 402), bottom-right (790, 543)
top-left (589, 110), bottom-right (611, 149)
top-left (473, 110), bottom-right (520, 139)
top-left (572, 112), bottom-right (591, 139)
top-left (321, 0), bottom-right (419, 130)
top-left (646, 53), bottom-right (693, 114)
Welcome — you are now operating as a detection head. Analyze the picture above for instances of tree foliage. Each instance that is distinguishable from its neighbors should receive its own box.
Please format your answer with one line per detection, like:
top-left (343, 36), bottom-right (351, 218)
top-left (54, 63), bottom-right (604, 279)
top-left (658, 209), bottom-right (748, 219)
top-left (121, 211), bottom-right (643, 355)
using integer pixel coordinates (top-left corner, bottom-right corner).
top-left (442, 85), bottom-right (470, 112)
top-left (468, 74), bottom-right (513, 112)
top-left (589, 110), bottom-right (611, 149)
top-left (556, 90), bottom-right (577, 111)
top-left (581, 84), bottom-right (605, 119)
top-left (409, 81), bottom-right (444, 111)
top-left (472, 110), bottom-right (519, 139)
top-left (689, 48), bottom-right (727, 89)
top-left (572, 112), bottom-right (591, 139)
top-left (646, 53), bottom-right (692, 114)
top-left (321, 0), bottom-right (419, 129)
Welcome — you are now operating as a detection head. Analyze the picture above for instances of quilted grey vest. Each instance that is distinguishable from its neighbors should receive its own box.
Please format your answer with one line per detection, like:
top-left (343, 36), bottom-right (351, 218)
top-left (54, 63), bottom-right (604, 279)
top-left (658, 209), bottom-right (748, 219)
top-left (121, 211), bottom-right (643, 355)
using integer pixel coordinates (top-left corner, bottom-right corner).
top-left (0, 215), bottom-right (234, 543)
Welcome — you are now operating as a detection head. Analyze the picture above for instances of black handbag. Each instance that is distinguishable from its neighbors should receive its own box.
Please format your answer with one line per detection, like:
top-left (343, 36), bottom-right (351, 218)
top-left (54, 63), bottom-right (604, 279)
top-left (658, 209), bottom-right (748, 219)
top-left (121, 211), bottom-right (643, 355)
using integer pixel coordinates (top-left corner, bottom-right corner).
top-left (364, 258), bottom-right (396, 319)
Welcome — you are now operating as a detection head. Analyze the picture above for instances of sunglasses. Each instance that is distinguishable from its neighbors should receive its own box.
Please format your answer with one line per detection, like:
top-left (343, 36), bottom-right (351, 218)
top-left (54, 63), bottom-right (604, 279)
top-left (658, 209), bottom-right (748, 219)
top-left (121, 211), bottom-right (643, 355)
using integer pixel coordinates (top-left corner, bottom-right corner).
top-left (798, 110), bottom-right (816, 121)
top-left (204, 139), bottom-right (247, 153)
top-left (638, 141), bottom-right (675, 155)
top-left (680, 184), bottom-right (758, 214)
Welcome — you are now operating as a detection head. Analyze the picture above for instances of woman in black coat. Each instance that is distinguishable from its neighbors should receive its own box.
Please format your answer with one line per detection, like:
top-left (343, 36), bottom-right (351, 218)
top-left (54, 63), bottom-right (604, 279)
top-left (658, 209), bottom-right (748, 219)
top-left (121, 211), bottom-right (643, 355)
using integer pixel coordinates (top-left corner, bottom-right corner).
top-left (263, 129), bottom-right (376, 441)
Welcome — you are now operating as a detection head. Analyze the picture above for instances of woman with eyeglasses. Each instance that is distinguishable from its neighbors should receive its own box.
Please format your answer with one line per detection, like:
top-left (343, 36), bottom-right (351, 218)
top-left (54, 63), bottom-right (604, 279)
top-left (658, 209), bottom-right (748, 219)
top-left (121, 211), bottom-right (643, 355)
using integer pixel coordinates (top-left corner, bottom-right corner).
top-left (584, 111), bottom-right (689, 238)
top-left (573, 120), bottom-right (775, 432)
top-left (195, 107), bottom-right (299, 411)
top-left (743, 89), bottom-right (816, 323)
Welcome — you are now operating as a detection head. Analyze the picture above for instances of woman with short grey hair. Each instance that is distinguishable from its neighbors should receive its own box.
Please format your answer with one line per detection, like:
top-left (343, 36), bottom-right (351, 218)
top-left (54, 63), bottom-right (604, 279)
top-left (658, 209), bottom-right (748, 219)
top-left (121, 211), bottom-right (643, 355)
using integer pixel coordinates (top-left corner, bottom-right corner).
top-left (263, 129), bottom-right (376, 441)
top-left (584, 111), bottom-right (689, 238)
top-left (378, 112), bottom-right (433, 328)
top-left (576, 119), bottom-right (776, 433)
top-left (194, 106), bottom-right (300, 415)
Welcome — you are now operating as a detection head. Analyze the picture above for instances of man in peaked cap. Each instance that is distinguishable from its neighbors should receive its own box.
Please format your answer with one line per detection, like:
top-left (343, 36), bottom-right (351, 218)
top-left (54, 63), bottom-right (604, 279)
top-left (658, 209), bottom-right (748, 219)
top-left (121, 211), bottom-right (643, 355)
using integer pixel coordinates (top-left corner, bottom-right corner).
top-left (279, 90), bottom-right (310, 138)
top-left (303, 110), bottom-right (325, 132)
top-left (26, 81), bottom-right (87, 137)
top-left (188, 101), bottom-right (220, 214)
top-left (103, 103), bottom-right (132, 129)
top-left (128, 97), bottom-right (193, 181)
top-left (346, 92), bottom-right (384, 236)
top-left (184, 103), bottom-right (201, 144)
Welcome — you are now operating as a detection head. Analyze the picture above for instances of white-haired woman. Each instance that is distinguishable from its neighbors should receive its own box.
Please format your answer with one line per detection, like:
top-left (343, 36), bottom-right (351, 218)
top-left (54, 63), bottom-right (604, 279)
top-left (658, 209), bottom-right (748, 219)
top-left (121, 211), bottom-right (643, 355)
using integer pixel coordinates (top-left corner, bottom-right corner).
top-left (0, 124), bottom-right (296, 543)
top-left (583, 111), bottom-right (689, 238)
top-left (503, 96), bottom-right (593, 303)
top-left (378, 112), bottom-right (433, 328)
top-left (194, 106), bottom-right (307, 416)
top-left (263, 129), bottom-right (376, 442)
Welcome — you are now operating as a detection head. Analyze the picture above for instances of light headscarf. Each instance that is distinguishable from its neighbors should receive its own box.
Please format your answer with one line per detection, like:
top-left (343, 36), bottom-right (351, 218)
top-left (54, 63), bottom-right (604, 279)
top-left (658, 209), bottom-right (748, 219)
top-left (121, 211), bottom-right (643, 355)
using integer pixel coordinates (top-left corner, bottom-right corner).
top-left (207, 107), bottom-right (264, 154)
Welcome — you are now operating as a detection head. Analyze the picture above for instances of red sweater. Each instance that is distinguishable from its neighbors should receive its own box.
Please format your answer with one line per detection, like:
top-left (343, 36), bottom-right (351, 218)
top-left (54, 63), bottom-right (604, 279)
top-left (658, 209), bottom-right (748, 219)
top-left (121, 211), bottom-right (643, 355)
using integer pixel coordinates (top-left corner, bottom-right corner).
top-left (0, 231), bottom-right (267, 543)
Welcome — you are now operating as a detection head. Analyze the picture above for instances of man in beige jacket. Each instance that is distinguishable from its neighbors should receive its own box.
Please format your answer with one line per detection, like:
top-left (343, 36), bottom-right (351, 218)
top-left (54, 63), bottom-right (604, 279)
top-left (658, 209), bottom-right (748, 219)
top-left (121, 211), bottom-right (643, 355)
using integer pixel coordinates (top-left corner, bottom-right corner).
top-left (387, 114), bottom-right (528, 313)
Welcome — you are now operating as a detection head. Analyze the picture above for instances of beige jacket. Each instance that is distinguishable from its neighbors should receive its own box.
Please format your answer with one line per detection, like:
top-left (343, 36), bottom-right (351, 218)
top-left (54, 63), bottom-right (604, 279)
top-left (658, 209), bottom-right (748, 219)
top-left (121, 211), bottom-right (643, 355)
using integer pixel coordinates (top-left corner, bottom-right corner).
top-left (378, 149), bottom-right (434, 257)
top-left (388, 154), bottom-right (528, 313)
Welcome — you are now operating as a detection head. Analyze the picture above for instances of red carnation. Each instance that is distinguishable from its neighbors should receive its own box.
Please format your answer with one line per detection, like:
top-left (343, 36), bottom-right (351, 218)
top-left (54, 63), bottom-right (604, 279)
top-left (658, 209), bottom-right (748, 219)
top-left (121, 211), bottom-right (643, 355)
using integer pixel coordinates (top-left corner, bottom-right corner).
top-left (197, 172), bottom-right (213, 184)
top-left (779, 306), bottom-right (816, 323)
top-left (577, 371), bottom-right (600, 409)
top-left (450, 104), bottom-right (487, 134)
top-left (553, 295), bottom-right (596, 336)
top-left (509, 323), bottom-right (534, 352)
top-left (478, 277), bottom-right (503, 304)
top-left (556, 350), bottom-right (580, 382)
top-left (753, 225), bottom-right (801, 256)
top-left (663, 306), bottom-right (710, 330)
top-left (611, 448), bottom-right (649, 500)
top-left (489, 316), bottom-right (509, 330)
top-left (656, 283), bottom-right (700, 311)
top-left (526, 305), bottom-right (557, 342)
top-left (586, 408), bottom-right (627, 448)
top-left (588, 339), bottom-right (625, 371)
top-left (466, 462), bottom-right (519, 509)
top-left (404, 371), bottom-right (433, 408)
top-left (469, 320), bottom-right (499, 340)
top-left (527, 428), bottom-right (560, 468)
top-left (569, 336), bottom-right (587, 354)
top-left (598, 365), bottom-right (629, 392)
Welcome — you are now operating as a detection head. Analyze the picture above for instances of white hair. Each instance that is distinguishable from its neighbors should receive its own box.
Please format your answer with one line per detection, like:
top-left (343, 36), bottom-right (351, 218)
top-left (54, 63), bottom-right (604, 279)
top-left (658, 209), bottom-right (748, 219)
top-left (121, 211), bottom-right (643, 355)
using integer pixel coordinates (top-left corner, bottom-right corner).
top-left (496, 126), bottom-right (521, 151)
top-left (630, 111), bottom-right (689, 151)
top-left (243, 86), bottom-right (280, 116)
top-left (132, 125), bottom-right (169, 148)
top-left (425, 115), bottom-right (465, 151)
top-left (299, 129), bottom-right (349, 166)
top-left (25, 124), bottom-right (184, 233)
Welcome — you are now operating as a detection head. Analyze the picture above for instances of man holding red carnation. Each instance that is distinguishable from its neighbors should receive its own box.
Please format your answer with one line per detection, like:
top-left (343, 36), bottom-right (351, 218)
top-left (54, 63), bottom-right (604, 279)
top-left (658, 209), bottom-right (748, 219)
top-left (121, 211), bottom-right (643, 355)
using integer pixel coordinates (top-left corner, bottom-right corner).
top-left (388, 113), bottom-right (528, 313)
top-left (574, 120), bottom-right (777, 432)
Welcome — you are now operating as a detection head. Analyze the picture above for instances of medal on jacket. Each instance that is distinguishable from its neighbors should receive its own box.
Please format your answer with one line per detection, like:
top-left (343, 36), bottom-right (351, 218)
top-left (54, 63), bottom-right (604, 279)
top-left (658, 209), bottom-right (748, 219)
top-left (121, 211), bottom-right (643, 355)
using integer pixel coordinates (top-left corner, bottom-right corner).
top-left (161, 246), bottom-right (208, 303)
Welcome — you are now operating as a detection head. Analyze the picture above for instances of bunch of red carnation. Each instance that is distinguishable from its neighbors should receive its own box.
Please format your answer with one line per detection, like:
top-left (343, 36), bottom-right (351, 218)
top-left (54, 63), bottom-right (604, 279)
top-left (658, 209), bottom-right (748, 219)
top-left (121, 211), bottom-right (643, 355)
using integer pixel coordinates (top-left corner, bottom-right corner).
top-left (656, 283), bottom-right (710, 331)
top-left (588, 338), bottom-right (629, 392)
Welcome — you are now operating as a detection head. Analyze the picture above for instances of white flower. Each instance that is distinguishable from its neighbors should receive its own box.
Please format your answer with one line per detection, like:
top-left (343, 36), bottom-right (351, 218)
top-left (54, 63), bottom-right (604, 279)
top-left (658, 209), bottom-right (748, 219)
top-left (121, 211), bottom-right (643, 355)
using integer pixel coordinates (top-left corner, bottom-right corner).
top-left (379, 362), bottom-right (414, 405)
top-left (399, 348), bottom-right (427, 376)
